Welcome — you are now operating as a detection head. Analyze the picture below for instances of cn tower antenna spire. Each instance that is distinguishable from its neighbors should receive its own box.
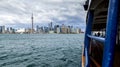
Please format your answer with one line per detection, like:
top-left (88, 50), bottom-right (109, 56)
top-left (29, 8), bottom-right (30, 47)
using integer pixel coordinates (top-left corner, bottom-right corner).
top-left (31, 13), bottom-right (34, 33)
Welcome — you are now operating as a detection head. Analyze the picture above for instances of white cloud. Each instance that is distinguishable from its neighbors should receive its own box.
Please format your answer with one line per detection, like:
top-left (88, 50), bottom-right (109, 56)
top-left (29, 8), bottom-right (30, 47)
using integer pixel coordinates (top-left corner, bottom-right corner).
top-left (0, 0), bottom-right (86, 29)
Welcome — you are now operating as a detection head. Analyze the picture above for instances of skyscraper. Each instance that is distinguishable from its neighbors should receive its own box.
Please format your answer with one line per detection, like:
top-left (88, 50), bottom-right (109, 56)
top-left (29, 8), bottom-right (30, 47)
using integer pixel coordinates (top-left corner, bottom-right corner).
top-left (36, 25), bottom-right (39, 33)
top-left (0, 26), bottom-right (5, 34)
top-left (49, 22), bottom-right (53, 31)
top-left (61, 24), bottom-right (68, 34)
top-left (56, 25), bottom-right (60, 34)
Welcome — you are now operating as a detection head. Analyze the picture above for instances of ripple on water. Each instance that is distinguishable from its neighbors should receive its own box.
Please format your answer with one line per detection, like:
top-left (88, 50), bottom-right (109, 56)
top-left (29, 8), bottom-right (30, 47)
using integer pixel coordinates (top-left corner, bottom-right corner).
top-left (0, 34), bottom-right (84, 67)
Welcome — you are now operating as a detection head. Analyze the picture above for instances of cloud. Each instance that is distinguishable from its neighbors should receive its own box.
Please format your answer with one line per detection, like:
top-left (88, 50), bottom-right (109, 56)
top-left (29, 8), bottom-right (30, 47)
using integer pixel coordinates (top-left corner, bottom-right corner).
top-left (0, 0), bottom-right (86, 30)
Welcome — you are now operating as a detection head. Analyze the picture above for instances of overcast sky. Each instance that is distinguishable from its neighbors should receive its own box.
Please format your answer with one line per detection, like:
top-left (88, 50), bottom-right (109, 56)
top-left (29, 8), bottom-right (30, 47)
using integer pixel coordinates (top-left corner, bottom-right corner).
top-left (0, 0), bottom-right (87, 30)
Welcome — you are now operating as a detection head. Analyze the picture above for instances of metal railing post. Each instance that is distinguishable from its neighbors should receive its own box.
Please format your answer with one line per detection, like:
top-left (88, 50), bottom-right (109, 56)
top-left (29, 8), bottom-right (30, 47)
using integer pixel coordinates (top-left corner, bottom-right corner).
top-left (84, 10), bottom-right (94, 67)
top-left (102, 0), bottom-right (119, 67)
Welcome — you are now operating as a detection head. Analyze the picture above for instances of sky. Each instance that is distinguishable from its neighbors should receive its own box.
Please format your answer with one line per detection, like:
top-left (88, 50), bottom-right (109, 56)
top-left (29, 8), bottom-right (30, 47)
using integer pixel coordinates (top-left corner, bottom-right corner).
top-left (0, 0), bottom-right (87, 30)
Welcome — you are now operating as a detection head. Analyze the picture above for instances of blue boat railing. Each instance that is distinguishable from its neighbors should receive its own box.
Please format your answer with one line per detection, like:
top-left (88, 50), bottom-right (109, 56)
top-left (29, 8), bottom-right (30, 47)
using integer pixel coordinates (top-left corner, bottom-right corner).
top-left (83, 0), bottom-right (119, 67)
top-left (87, 34), bottom-right (105, 43)
top-left (85, 48), bottom-right (89, 67)
top-left (84, 10), bottom-right (93, 67)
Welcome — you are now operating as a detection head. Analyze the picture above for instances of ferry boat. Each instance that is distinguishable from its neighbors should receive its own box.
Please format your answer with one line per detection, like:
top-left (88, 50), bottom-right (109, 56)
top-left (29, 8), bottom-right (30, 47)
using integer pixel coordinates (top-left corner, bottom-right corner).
top-left (82, 0), bottom-right (120, 67)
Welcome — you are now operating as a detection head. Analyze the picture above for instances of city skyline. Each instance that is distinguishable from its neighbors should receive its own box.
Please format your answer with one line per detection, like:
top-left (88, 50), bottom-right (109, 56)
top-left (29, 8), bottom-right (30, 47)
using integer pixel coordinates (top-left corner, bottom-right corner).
top-left (0, 22), bottom-right (83, 34)
top-left (0, 0), bottom-right (86, 31)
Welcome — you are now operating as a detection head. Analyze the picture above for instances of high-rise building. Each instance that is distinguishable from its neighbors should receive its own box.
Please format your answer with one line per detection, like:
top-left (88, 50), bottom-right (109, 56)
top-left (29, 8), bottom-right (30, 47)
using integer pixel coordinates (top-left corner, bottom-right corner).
top-left (56, 27), bottom-right (60, 34)
top-left (71, 27), bottom-right (76, 34)
top-left (0, 26), bottom-right (5, 34)
top-left (10, 27), bottom-right (13, 33)
top-left (25, 28), bottom-right (31, 34)
top-left (76, 28), bottom-right (81, 34)
top-left (70, 26), bottom-right (73, 33)
top-left (36, 25), bottom-right (39, 33)
top-left (48, 22), bottom-right (53, 31)
top-left (36, 25), bottom-right (43, 33)
top-left (61, 24), bottom-right (68, 34)
top-left (44, 26), bottom-right (49, 33)
top-left (54, 25), bottom-right (57, 33)
top-left (54, 25), bottom-right (60, 34)
top-left (6, 27), bottom-right (14, 34)
top-left (67, 26), bottom-right (71, 34)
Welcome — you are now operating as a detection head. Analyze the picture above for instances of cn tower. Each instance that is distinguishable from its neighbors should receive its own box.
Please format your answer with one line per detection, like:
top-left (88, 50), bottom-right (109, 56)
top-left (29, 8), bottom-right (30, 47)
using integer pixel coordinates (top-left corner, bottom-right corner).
top-left (31, 13), bottom-right (34, 33)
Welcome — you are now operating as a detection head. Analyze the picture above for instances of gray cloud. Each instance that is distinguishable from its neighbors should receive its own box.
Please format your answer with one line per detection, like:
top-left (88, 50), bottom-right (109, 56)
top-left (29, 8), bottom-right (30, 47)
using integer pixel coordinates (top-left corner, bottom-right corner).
top-left (0, 0), bottom-right (86, 30)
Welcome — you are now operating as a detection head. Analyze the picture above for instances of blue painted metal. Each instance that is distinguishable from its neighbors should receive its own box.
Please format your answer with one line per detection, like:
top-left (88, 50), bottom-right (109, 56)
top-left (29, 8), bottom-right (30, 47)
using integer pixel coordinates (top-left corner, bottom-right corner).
top-left (84, 10), bottom-right (94, 67)
top-left (85, 48), bottom-right (89, 66)
top-left (87, 34), bottom-right (105, 43)
top-left (102, 0), bottom-right (120, 67)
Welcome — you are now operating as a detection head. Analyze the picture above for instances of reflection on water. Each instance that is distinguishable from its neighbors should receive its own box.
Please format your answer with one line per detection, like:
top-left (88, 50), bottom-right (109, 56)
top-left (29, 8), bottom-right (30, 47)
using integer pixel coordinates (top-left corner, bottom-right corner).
top-left (0, 34), bottom-right (84, 67)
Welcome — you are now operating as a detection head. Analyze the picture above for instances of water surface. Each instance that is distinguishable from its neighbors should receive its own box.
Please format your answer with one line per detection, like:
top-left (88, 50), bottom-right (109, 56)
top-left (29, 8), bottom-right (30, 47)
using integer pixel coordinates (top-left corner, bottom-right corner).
top-left (0, 34), bottom-right (84, 67)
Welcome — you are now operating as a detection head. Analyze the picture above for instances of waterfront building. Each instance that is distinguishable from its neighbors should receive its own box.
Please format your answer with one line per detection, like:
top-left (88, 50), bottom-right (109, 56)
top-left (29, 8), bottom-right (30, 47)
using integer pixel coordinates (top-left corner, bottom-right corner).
top-left (76, 28), bottom-right (81, 34)
top-left (44, 26), bottom-right (49, 33)
top-left (71, 27), bottom-right (76, 34)
top-left (40, 27), bottom-right (44, 33)
top-left (16, 28), bottom-right (26, 34)
top-left (68, 26), bottom-right (73, 33)
top-left (48, 22), bottom-right (53, 31)
top-left (12, 29), bottom-right (16, 33)
top-left (49, 31), bottom-right (54, 34)
top-left (56, 27), bottom-right (60, 34)
top-left (54, 25), bottom-right (57, 33)
top-left (0, 26), bottom-right (5, 34)
top-left (25, 28), bottom-right (31, 34)
top-left (36, 25), bottom-right (39, 33)
top-left (6, 27), bottom-right (14, 34)
top-left (54, 25), bottom-right (60, 33)
top-left (56, 25), bottom-right (60, 34)
top-left (61, 24), bottom-right (68, 34)
top-left (67, 26), bottom-right (71, 34)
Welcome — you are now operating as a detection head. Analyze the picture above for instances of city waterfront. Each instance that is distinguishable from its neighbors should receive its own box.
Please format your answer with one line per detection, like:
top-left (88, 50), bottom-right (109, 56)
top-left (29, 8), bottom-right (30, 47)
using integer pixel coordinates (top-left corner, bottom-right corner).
top-left (0, 34), bottom-right (84, 67)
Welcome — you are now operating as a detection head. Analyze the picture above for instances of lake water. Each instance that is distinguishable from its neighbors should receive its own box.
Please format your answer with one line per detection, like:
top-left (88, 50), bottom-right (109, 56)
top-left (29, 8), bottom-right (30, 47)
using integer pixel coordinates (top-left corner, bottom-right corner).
top-left (0, 34), bottom-right (84, 67)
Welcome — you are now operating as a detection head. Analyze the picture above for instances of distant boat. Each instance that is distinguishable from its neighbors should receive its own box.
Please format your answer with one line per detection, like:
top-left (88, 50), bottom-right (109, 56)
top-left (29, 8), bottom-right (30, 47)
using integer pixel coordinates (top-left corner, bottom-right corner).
top-left (82, 0), bottom-right (120, 67)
